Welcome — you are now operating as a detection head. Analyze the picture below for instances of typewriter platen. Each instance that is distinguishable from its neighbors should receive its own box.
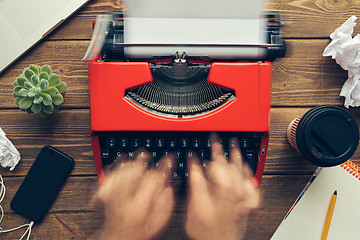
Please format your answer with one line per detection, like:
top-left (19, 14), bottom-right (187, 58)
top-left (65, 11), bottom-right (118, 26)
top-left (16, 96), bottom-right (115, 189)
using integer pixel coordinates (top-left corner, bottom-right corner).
top-left (87, 11), bottom-right (286, 186)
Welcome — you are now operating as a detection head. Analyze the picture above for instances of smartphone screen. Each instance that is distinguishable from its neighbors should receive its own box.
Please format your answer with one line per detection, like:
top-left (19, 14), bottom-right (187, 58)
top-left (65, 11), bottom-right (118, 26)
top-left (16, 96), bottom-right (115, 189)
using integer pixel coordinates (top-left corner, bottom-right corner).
top-left (10, 146), bottom-right (74, 223)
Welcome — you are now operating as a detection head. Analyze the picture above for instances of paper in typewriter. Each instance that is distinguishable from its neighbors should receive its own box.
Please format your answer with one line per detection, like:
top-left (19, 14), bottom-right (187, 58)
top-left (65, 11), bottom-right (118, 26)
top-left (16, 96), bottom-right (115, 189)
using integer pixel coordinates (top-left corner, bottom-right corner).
top-left (123, 0), bottom-right (267, 59)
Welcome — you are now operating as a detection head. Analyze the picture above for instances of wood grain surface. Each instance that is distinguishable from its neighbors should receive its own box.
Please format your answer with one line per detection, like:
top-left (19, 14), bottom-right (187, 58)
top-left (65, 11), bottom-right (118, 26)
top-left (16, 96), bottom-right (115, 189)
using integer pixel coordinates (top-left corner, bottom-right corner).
top-left (1, 0), bottom-right (360, 239)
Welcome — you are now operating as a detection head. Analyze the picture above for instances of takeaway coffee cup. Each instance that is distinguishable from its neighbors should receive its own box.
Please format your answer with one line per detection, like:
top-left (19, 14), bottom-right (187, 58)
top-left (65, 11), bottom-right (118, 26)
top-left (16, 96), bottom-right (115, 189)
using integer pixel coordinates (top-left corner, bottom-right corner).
top-left (287, 105), bottom-right (359, 167)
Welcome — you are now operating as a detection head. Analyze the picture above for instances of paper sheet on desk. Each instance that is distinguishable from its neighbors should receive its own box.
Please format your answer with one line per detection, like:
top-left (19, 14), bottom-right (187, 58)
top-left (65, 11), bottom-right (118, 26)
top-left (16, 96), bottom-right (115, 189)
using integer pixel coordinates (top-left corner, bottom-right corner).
top-left (123, 0), bottom-right (267, 59)
top-left (270, 165), bottom-right (360, 240)
top-left (323, 16), bottom-right (360, 108)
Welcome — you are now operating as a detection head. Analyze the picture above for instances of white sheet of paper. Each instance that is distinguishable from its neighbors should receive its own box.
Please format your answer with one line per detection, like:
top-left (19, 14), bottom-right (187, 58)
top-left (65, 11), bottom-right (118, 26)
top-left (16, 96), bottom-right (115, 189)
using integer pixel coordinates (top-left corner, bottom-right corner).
top-left (123, 0), bottom-right (267, 59)
top-left (124, 0), bottom-right (264, 19)
top-left (271, 165), bottom-right (360, 240)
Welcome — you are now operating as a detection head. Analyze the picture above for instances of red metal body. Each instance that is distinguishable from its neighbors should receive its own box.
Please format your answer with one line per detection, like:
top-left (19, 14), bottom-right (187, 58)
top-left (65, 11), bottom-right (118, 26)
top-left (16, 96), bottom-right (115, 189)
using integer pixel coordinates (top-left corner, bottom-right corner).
top-left (89, 60), bottom-right (272, 186)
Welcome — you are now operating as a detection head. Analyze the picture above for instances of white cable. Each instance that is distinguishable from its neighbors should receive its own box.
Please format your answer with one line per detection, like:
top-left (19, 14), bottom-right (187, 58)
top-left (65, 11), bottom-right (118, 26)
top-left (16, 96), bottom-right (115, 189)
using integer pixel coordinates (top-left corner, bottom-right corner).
top-left (0, 173), bottom-right (34, 239)
top-left (1, 222), bottom-right (33, 233)
top-left (0, 174), bottom-right (5, 226)
top-left (19, 221), bottom-right (34, 240)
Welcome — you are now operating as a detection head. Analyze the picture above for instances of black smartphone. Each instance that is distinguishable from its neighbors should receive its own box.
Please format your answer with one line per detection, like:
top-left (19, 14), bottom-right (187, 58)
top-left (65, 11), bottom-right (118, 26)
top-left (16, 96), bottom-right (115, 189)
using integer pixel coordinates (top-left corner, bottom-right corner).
top-left (10, 146), bottom-right (74, 223)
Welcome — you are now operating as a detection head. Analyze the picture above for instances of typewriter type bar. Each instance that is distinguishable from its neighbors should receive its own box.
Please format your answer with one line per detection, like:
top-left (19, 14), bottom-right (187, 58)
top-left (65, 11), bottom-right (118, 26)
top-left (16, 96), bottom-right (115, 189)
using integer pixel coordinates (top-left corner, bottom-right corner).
top-left (87, 11), bottom-right (286, 187)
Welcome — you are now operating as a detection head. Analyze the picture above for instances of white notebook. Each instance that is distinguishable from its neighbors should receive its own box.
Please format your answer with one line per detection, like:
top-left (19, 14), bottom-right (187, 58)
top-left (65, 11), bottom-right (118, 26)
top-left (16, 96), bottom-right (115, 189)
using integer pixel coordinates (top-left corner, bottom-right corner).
top-left (0, 0), bottom-right (90, 73)
top-left (271, 160), bottom-right (360, 240)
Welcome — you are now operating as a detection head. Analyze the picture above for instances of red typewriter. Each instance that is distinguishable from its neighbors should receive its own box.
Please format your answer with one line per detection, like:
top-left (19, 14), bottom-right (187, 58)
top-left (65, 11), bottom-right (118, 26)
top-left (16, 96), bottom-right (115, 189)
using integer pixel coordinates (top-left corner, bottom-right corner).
top-left (86, 11), bottom-right (285, 186)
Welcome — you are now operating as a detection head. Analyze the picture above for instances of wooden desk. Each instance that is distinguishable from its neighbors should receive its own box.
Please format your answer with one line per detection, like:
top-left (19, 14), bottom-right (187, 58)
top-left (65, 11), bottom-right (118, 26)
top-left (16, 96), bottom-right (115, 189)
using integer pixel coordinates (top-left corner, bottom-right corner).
top-left (1, 0), bottom-right (360, 239)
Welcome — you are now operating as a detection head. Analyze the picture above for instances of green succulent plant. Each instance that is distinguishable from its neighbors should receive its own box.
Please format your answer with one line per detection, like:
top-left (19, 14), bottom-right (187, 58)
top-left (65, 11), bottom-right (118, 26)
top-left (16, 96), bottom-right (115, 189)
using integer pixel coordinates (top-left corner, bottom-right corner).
top-left (12, 64), bottom-right (67, 117)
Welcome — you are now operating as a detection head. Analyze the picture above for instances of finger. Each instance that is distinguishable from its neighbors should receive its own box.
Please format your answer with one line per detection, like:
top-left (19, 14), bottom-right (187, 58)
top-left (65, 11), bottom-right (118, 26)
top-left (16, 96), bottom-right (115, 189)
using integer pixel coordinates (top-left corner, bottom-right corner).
top-left (241, 161), bottom-right (253, 181)
top-left (229, 137), bottom-right (243, 168)
top-left (92, 183), bottom-right (107, 206)
top-left (120, 148), bottom-right (149, 182)
top-left (133, 148), bottom-right (152, 169)
top-left (187, 152), bottom-right (208, 195)
top-left (235, 181), bottom-right (260, 215)
top-left (104, 150), bottom-right (130, 173)
top-left (105, 149), bottom-right (150, 197)
top-left (108, 155), bottom-right (130, 172)
top-left (148, 186), bottom-right (175, 238)
top-left (186, 150), bottom-right (209, 173)
top-left (244, 182), bottom-right (260, 209)
top-left (228, 161), bottom-right (256, 201)
top-left (156, 154), bottom-right (176, 184)
top-left (110, 148), bottom-right (147, 173)
top-left (136, 155), bottom-right (175, 199)
top-left (93, 170), bottom-right (129, 207)
top-left (137, 168), bottom-right (165, 201)
top-left (209, 132), bottom-right (227, 164)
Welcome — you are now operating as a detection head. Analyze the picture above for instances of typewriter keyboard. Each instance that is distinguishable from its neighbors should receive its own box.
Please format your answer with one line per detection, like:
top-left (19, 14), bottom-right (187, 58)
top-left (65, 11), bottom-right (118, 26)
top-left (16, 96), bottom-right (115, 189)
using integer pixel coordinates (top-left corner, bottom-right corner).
top-left (97, 131), bottom-right (264, 179)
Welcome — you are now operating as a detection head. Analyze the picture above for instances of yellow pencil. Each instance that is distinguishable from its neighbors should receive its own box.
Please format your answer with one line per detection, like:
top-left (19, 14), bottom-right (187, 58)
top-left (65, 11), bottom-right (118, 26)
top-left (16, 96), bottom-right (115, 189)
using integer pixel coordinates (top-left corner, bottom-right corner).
top-left (321, 190), bottom-right (337, 240)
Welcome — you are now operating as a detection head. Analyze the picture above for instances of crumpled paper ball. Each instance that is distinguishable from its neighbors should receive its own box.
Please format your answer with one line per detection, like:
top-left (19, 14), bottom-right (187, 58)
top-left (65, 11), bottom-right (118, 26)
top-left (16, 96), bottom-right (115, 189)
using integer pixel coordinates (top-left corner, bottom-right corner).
top-left (323, 16), bottom-right (360, 108)
top-left (0, 127), bottom-right (21, 171)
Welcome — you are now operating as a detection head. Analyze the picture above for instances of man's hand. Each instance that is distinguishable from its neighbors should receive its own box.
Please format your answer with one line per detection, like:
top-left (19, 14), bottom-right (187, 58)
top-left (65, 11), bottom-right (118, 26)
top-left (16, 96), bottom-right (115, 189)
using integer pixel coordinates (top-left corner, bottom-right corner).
top-left (185, 133), bottom-right (260, 240)
top-left (93, 150), bottom-right (175, 240)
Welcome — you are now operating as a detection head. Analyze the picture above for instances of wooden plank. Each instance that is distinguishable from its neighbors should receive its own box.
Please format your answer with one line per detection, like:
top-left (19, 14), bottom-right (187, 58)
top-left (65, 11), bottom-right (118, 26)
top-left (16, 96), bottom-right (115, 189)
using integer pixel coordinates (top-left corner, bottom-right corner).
top-left (0, 175), bottom-right (311, 240)
top-left (266, 0), bottom-right (360, 39)
top-left (0, 40), bottom-right (354, 108)
top-left (45, 0), bottom-right (360, 40)
top-left (0, 109), bottom-right (95, 176)
top-left (0, 41), bottom-right (89, 108)
top-left (0, 108), bottom-right (358, 177)
top-left (272, 39), bottom-right (348, 106)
